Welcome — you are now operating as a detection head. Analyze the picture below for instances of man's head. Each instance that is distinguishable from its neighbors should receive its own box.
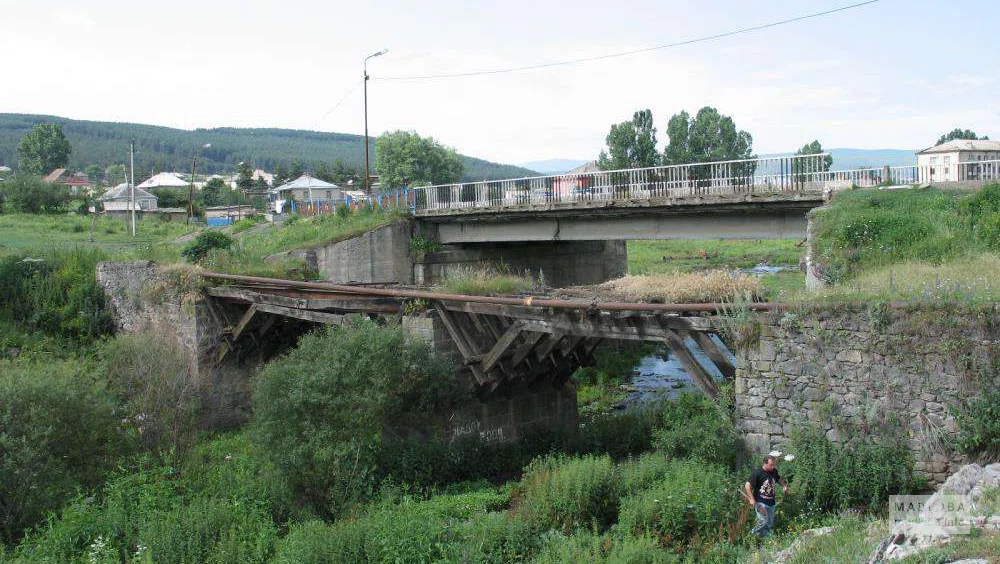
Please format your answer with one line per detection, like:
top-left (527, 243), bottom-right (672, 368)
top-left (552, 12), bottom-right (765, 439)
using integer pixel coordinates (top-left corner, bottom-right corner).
top-left (763, 454), bottom-right (777, 471)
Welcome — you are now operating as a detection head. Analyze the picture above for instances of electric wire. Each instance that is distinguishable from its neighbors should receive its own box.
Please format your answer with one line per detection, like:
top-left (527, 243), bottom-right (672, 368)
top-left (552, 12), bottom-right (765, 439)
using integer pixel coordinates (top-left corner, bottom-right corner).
top-left (376, 0), bottom-right (886, 81)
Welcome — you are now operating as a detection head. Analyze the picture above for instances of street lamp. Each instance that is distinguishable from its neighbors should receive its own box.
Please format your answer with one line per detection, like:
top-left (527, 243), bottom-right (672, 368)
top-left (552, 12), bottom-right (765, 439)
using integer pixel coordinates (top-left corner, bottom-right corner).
top-left (363, 48), bottom-right (388, 194)
top-left (188, 143), bottom-right (211, 223)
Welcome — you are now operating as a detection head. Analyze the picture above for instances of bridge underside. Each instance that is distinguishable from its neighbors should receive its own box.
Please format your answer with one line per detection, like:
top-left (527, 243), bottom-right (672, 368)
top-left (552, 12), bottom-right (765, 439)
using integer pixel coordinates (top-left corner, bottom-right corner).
top-left (431, 209), bottom-right (810, 244)
top-left (204, 284), bottom-right (734, 400)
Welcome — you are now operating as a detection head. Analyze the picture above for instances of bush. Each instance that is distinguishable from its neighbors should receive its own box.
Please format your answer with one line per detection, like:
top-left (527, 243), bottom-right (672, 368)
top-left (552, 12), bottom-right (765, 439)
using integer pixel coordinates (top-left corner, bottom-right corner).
top-left (3, 176), bottom-right (69, 213)
top-left (0, 247), bottom-right (114, 343)
top-left (617, 452), bottom-right (675, 496)
top-left (653, 393), bottom-right (739, 467)
top-left (182, 230), bottom-right (233, 263)
top-left (250, 320), bottom-right (458, 517)
top-left (786, 426), bottom-right (917, 516)
top-left (532, 531), bottom-right (679, 564)
top-left (617, 459), bottom-right (739, 548)
top-left (956, 389), bottom-right (1000, 459)
top-left (0, 360), bottom-right (122, 544)
top-left (271, 520), bottom-right (368, 564)
top-left (100, 330), bottom-right (200, 456)
top-left (513, 454), bottom-right (620, 532)
top-left (445, 512), bottom-right (540, 564)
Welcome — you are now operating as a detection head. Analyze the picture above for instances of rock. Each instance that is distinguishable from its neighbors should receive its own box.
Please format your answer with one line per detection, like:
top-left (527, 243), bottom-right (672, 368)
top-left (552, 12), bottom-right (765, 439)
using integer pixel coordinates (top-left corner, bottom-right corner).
top-left (940, 464), bottom-right (983, 495)
top-left (882, 521), bottom-right (954, 560)
top-left (771, 526), bottom-right (834, 563)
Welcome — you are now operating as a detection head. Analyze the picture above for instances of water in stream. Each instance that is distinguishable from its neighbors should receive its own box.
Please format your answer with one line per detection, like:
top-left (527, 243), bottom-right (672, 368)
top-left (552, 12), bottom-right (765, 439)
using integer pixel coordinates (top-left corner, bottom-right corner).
top-left (623, 335), bottom-right (735, 407)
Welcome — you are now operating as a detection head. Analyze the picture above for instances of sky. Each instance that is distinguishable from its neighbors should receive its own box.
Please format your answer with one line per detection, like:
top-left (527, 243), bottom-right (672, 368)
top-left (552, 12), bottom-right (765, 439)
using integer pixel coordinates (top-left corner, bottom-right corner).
top-left (2, 0), bottom-right (999, 165)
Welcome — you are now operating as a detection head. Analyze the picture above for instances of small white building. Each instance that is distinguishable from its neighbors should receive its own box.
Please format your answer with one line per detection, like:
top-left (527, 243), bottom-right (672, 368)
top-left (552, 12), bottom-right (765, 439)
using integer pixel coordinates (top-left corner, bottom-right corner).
top-left (916, 139), bottom-right (1000, 182)
top-left (136, 172), bottom-right (189, 190)
top-left (268, 174), bottom-right (343, 213)
top-left (99, 183), bottom-right (158, 212)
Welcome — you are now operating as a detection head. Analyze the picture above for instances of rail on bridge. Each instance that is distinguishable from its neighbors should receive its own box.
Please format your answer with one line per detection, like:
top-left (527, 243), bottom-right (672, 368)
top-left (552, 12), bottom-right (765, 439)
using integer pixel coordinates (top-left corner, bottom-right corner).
top-left (411, 156), bottom-right (1000, 216)
top-left (200, 272), bottom-right (773, 400)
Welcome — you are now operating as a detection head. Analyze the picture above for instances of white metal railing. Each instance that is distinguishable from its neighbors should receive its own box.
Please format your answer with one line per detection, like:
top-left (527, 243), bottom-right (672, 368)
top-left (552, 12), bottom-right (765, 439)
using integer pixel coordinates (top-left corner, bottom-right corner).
top-left (409, 156), bottom-right (1000, 214)
top-left (412, 154), bottom-right (832, 213)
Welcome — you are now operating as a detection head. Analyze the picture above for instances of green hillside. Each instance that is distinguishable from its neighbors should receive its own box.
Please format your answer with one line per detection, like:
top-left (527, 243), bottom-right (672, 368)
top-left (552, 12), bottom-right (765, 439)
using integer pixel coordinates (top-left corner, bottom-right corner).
top-left (0, 113), bottom-right (537, 185)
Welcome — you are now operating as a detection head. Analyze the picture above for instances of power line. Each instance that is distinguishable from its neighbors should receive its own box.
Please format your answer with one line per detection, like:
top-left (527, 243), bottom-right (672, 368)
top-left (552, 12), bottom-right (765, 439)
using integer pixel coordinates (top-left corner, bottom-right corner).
top-left (313, 79), bottom-right (364, 127)
top-left (376, 0), bottom-right (886, 81)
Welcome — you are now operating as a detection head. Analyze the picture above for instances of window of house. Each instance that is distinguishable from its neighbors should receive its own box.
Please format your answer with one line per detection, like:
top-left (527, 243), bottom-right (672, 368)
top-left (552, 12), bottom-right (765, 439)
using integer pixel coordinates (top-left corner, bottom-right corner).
top-left (944, 156), bottom-right (951, 164)
top-left (326, 190), bottom-right (331, 199)
top-left (930, 157), bottom-right (938, 164)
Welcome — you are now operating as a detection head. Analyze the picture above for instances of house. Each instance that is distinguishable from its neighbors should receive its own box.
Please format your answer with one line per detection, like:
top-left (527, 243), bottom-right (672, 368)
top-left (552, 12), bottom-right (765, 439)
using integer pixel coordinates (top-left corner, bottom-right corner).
top-left (268, 174), bottom-right (343, 213)
top-left (43, 168), bottom-right (94, 195)
top-left (99, 183), bottom-right (158, 214)
top-left (916, 139), bottom-right (1000, 182)
top-left (136, 172), bottom-right (189, 190)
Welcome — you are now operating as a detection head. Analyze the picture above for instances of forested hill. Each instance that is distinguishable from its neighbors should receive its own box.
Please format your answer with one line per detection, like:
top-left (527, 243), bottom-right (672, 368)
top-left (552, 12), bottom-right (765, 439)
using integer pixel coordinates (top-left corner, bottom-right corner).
top-left (0, 113), bottom-right (538, 182)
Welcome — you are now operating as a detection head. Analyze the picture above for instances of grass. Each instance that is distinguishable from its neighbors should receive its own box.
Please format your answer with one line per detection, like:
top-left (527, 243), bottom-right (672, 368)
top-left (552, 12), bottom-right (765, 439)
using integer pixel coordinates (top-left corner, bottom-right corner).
top-left (201, 208), bottom-right (403, 278)
top-left (811, 185), bottom-right (1000, 285)
top-left (588, 271), bottom-right (763, 303)
top-left (0, 212), bottom-right (196, 258)
top-left (437, 264), bottom-right (535, 295)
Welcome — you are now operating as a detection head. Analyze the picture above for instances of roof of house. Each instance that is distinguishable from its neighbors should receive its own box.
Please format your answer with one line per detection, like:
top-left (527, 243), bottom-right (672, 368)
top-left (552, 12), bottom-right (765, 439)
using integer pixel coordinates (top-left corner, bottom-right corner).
top-left (136, 172), bottom-right (189, 189)
top-left (269, 174), bottom-right (339, 194)
top-left (43, 168), bottom-right (67, 182)
top-left (566, 161), bottom-right (601, 175)
top-left (99, 183), bottom-right (157, 201)
top-left (918, 139), bottom-right (1000, 154)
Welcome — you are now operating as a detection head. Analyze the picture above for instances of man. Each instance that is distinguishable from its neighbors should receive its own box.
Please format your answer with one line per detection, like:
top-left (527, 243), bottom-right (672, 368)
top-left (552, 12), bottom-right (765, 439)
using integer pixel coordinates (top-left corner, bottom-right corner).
top-left (744, 452), bottom-right (788, 539)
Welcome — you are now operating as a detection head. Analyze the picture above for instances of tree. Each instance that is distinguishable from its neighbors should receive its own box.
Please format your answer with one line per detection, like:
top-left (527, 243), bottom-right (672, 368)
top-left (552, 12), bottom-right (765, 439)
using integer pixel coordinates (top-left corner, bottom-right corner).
top-left (794, 140), bottom-right (833, 174)
top-left (272, 162), bottom-right (288, 188)
top-left (4, 176), bottom-right (69, 213)
top-left (235, 161), bottom-right (254, 192)
top-left (662, 107), bottom-right (754, 165)
top-left (375, 130), bottom-right (463, 191)
top-left (105, 164), bottom-right (126, 186)
top-left (597, 109), bottom-right (661, 170)
top-left (84, 164), bottom-right (104, 184)
top-left (198, 177), bottom-right (228, 207)
top-left (17, 123), bottom-right (72, 175)
top-left (936, 128), bottom-right (989, 146)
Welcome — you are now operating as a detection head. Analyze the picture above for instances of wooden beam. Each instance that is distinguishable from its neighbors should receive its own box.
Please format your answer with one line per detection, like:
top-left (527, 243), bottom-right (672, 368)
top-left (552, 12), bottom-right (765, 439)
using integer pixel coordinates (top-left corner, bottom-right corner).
top-left (480, 322), bottom-right (523, 372)
top-left (437, 301), bottom-right (710, 331)
top-left (253, 303), bottom-right (345, 325)
top-left (516, 317), bottom-right (683, 343)
top-left (206, 286), bottom-right (399, 313)
top-left (433, 302), bottom-right (489, 385)
top-left (230, 304), bottom-right (258, 341)
top-left (535, 332), bottom-right (565, 359)
top-left (691, 331), bottom-right (736, 380)
top-left (510, 331), bottom-right (544, 367)
top-left (663, 332), bottom-right (720, 400)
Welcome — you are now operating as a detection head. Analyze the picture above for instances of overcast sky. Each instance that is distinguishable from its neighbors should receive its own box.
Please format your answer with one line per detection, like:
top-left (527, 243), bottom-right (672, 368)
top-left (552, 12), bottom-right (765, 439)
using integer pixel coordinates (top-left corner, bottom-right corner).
top-left (3, 0), bottom-right (998, 164)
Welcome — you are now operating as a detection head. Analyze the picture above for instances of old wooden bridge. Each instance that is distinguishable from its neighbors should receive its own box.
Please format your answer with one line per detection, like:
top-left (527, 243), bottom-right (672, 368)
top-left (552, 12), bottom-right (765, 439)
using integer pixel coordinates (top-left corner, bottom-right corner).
top-left (201, 272), bottom-right (763, 399)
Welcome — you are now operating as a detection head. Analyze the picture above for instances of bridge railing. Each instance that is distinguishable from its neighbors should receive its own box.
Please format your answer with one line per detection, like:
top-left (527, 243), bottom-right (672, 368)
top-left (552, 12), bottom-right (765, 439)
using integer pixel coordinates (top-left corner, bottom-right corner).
top-left (412, 154), bottom-right (836, 212)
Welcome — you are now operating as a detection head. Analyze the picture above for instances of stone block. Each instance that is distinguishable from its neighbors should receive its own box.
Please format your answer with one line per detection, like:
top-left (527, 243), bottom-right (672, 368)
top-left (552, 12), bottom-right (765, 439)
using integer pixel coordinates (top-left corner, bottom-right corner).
top-left (835, 349), bottom-right (863, 364)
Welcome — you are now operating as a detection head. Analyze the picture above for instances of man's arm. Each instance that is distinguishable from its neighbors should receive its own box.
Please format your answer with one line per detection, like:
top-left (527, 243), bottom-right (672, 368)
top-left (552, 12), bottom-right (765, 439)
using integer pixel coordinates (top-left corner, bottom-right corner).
top-left (744, 481), bottom-right (756, 506)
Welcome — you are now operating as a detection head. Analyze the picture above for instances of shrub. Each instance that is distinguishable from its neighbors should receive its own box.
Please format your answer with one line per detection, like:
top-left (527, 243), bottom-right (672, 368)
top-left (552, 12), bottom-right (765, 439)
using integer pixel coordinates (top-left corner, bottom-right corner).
top-left (617, 452), bottom-right (675, 496)
top-left (445, 512), bottom-right (540, 564)
top-left (270, 520), bottom-right (368, 564)
top-left (513, 454), bottom-right (620, 532)
top-left (956, 389), bottom-right (1000, 459)
top-left (181, 230), bottom-right (233, 263)
top-left (617, 459), bottom-right (739, 548)
top-left (100, 330), bottom-right (200, 456)
top-left (579, 408), bottom-right (658, 460)
top-left (3, 176), bottom-right (69, 213)
top-left (786, 426), bottom-right (917, 516)
top-left (532, 531), bottom-right (679, 564)
top-left (0, 360), bottom-right (121, 544)
top-left (250, 320), bottom-right (458, 517)
top-left (653, 393), bottom-right (739, 467)
top-left (0, 247), bottom-right (114, 343)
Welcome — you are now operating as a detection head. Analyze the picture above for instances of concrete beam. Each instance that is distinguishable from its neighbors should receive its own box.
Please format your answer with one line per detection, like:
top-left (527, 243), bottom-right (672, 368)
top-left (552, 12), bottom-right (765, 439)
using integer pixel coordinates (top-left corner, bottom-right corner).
top-left (435, 210), bottom-right (808, 243)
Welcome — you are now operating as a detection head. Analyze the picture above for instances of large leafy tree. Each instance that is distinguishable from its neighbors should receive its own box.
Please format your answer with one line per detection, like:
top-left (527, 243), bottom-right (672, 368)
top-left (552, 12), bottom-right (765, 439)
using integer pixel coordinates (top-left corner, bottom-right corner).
top-left (597, 109), bottom-right (660, 170)
top-left (794, 140), bottom-right (833, 173)
top-left (17, 123), bottom-right (72, 175)
top-left (235, 161), bottom-right (254, 192)
top-left (936, 128), bottom-right (988, 145)
top-left (375, 130), bottom-right (463, 190)
top-left (662, 107), bottom-right (754, 165)
top-left (198, 177), bottom-right (228, 207)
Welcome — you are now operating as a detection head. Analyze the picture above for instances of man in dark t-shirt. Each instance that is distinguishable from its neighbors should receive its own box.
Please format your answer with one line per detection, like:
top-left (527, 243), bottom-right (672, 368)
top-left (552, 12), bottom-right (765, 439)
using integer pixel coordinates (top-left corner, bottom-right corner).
top-left (744, 454), bottom-right (788, 538)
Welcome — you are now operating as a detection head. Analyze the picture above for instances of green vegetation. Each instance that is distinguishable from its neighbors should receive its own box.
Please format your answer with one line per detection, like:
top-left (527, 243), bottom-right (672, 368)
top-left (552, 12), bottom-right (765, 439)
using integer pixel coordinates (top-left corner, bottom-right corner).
top-left (16, 122), bottom-right (70, 175)
top-left (437, 264), bottom-right (535, 295)
top-left (956, 388), bottom-right (1000, 458)
top-left (809, 184), bottom-right (1000, 301)
top-left (181, 230), bottom-right (233, 263)
top-left (0, 212), bottom-right (195, 258)
top-left (0, 113), bottom-right (538, 183)
top-left (375, 130), bottom-right (463, 190)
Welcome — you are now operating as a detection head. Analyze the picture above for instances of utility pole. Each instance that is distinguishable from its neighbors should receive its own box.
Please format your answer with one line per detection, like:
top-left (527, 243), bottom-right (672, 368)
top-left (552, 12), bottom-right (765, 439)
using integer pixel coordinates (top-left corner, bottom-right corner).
top-left (129, 141), bottom-right (136, 236)
top-left (363, 49), bottom-right (388, 194)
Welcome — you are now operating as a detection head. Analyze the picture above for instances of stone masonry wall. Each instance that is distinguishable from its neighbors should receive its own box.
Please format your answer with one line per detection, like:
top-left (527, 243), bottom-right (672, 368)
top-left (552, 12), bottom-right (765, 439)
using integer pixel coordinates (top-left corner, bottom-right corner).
top-left (96, 261), bottom-right (232, 377)
top-left (735, 305), bottom-right (998, 486)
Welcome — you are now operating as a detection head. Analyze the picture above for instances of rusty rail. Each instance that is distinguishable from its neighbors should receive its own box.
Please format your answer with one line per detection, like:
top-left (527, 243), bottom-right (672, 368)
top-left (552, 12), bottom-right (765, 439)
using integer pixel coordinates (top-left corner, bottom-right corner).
top-left (199, 271), bottom-right (784, 314)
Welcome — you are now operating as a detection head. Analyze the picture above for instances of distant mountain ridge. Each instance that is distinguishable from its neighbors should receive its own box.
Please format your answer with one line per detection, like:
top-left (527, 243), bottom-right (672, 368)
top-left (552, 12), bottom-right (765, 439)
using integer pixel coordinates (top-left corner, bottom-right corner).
top-left (0, 114), bottom-right (539, 184)
top-left (518, 158), bottom-right (590, 174)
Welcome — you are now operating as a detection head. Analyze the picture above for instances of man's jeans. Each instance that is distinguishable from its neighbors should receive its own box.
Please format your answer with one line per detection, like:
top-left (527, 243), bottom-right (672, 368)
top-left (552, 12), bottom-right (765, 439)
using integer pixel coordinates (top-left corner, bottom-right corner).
top-left (752, 502), bottom-right (776, 538)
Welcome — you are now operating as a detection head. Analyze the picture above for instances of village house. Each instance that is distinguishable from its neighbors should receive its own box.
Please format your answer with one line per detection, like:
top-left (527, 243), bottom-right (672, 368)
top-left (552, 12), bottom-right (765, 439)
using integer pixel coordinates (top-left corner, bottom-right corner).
top-left (43, 168), bottom-right (94, 195)
top-left (98, 183), bottom-right (158, 214)
top-left (916, 139), bottom-right (1000, 182)
top-left (268, 174), bottom-right (343, 213)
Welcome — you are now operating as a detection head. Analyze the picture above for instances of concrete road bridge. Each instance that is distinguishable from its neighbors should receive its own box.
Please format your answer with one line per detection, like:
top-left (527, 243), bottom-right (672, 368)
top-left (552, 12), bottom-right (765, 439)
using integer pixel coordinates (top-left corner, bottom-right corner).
top-left (409, 154), bottom-right (856, 244)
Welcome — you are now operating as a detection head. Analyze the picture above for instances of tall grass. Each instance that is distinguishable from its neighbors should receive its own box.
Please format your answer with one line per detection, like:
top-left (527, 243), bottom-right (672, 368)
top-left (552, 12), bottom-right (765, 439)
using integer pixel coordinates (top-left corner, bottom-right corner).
top-left (437, 264), bottom-right (534, 295)
top-left (811, 185), bottom-right (1000, 285)
top-left (588, 271), bottom-right (762, 303)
